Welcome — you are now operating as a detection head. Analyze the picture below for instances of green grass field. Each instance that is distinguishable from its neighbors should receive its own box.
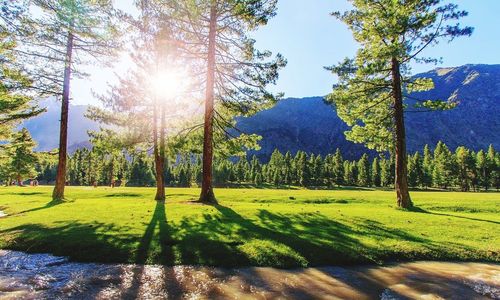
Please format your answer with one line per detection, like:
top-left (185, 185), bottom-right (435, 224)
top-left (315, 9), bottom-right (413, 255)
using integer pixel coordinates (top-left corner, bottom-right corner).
top-left (0, 186), bottom-right (498, 268)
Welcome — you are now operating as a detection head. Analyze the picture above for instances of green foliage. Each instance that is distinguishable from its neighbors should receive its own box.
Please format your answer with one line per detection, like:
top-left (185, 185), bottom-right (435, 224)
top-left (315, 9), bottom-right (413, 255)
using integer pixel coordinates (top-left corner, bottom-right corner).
top-left (0, 11), bottom-right (44, 138)
top-left (127, 153), bottom-right (155, 187)
top-left (1, 128), bottom-right (38, 184)
top-left (326, 0), bottom-right (472, 151)
top-left (408, 152), bottom-right (424, 187)
top-left (357, 154), bottom-right (370, 186)
top-left (16, 0), bottom-right (121, 95)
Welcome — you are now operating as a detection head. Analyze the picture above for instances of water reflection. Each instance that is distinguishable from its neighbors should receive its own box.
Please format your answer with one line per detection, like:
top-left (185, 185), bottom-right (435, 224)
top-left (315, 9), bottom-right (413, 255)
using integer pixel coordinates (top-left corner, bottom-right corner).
top-left (0, 250), bottom-right (498, 299)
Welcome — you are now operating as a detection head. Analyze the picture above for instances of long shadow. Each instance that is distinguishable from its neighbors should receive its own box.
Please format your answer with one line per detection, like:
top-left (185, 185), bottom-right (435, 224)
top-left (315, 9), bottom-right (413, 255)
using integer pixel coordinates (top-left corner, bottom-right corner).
top-left (409, 206), bottom-right (500, 225)
top-left (105, 193), bottom-right (142, 198)
top-left (173, 204), bottom-right (425, 267)
top-left (13, 199), bottom-right (64, 216)
top-left (174, 203), bottom-right (486, 268)
top-left (16, 192), bottom-right (45, 196)
top-left (0, 221), bottom-right (132, 262)
top-left (125, 202), bottom-right (184, 299)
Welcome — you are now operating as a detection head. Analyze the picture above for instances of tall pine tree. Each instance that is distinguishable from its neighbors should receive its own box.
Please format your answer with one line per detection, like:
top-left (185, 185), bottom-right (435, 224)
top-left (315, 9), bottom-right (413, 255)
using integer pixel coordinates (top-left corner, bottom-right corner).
top-left (327, 0), bottom-right (472, 208)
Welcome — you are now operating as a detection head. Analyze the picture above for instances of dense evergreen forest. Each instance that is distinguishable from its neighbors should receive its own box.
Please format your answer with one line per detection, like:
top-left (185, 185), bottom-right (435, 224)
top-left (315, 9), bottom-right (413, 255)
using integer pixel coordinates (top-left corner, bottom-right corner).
top-left (25, 142), bottom-right (498, 192)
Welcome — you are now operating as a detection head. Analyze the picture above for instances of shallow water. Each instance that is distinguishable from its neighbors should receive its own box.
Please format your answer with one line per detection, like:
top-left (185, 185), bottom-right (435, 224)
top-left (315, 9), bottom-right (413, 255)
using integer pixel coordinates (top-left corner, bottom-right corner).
top-left (0, 250), bottom-right (499, 299)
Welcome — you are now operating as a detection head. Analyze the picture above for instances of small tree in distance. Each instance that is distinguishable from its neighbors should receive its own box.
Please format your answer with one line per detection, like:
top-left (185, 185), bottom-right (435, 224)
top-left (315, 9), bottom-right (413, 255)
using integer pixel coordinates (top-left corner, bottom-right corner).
top-left (7, 128), bottom-right (38, 186)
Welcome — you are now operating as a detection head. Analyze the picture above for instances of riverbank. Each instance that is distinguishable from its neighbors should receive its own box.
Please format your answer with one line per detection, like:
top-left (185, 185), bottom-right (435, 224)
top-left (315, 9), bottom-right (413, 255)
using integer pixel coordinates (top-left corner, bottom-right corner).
top-left (0, 186), bottom-right (499, 267)
top-left (1, 250), bottom-right (499, 299)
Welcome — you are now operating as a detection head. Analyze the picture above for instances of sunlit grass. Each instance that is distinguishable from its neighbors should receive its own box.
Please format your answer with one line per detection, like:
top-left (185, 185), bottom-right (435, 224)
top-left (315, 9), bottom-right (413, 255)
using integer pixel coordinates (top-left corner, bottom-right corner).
top-left (0, 186), bottom-right (498, 267)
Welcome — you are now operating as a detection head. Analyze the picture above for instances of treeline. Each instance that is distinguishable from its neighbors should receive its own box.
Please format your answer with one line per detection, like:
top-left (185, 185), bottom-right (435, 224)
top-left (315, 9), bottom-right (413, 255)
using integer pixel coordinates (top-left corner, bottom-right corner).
top-left (34, 142), bottom-right (499, 191)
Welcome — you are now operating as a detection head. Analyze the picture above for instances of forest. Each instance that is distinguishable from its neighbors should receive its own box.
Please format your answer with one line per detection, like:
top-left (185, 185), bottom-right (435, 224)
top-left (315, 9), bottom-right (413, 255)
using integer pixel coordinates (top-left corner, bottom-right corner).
top-left (6, 134), bottom-right (499, 192)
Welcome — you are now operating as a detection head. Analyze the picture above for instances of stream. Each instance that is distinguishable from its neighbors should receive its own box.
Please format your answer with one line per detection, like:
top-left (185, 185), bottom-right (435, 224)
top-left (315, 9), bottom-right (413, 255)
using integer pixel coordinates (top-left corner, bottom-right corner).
top-left (0, 250), bottom-right (499, 299)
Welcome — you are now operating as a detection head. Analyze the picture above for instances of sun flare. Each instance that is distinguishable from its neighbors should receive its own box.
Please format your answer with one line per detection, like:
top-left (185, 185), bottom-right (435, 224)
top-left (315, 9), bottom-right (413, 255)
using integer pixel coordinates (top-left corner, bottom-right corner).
top-left (150, 68), bottom-right (191, 100)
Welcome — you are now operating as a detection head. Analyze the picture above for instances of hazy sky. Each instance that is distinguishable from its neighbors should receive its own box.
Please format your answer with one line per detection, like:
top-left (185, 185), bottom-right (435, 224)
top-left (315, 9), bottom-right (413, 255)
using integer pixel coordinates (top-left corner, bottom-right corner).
top-left (71, 0), bottom-right (500, 105)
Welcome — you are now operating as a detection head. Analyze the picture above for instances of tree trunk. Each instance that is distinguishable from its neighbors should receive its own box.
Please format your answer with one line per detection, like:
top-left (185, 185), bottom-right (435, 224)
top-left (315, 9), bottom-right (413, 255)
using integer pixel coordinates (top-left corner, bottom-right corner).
top-left (391, 57), bottom-right (413, 209)
top-left (158, 104), bottom-right (167, 202)
top-left (110, 157), bottom-right (115, 188)
top-left (52, 32), bottom-right (74, 201)
top-left (199, 3), bottom-right (218, 204)
top-left (153, 99), bottom-right (165, 202)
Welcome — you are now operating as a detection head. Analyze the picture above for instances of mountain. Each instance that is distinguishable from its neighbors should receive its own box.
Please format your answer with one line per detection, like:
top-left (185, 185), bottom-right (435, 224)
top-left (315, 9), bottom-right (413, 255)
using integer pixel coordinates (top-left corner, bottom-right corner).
top-left (21, 64), bottom-right (500, 158)
top-left (21, 98), bottom-right (98, 152)
top-left (236, 64), bottom-right (500, 160)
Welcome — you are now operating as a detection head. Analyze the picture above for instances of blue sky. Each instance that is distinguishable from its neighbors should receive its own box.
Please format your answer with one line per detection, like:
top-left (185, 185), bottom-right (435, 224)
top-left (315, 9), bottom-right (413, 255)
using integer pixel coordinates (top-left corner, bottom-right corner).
top-left (72, 0), bottom-right (500, 105)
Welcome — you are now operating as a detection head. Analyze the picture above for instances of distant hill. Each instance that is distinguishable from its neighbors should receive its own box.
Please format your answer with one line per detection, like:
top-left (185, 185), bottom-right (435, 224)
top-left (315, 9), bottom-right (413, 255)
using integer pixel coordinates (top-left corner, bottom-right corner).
top-left (21, 98), bottom-right (97, 152)
top-left (21, 64), bottom-right (500, 158)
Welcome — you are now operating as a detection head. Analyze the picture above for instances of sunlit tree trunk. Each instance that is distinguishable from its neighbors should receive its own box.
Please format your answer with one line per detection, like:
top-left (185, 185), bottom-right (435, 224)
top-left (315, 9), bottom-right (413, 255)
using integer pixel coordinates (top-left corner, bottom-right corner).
top-left (153, 99), bottom-right (165, 202)
top-left (52, 31), bottom-right (74, 201)
top-left (158, 104), bottom-right (166, 202)
top-left (199, 3), bottom-right (217, 204)
top-left (109, 156), bottom-right (114, 187)
top-left (391, 57), bottom-right (412, 208)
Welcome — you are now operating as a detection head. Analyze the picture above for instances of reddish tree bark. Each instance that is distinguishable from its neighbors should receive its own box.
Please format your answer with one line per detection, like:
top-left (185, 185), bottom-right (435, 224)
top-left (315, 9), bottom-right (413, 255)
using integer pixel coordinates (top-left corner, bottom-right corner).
top-left (153, 100), bottom-right (165, 202)
top-left (52, 31), bottom-right (74, 201)
top-left (199, 3), bottom-right (218, 204)
top-left (391, 57), bottom-right (413, 208)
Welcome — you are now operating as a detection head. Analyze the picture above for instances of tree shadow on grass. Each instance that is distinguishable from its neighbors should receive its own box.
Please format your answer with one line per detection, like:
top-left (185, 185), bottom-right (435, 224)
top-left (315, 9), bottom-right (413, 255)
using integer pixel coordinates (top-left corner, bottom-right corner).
top-left (173, 204), bottom-right (490, 268)
top-left (170, 205), bottom-right (429, 268)
top-left (0, 221), bottom-right (133, 262)
top-left (104, 193), bottom-right (142, 198)
top-left (408, 206), bottom-right (500, 225)
top-left (125, 201), bottom-right (185, 299)
top-left (13, 199), bottom-right (65, 216)
top-left (16, 192), bottom-right (46, 196)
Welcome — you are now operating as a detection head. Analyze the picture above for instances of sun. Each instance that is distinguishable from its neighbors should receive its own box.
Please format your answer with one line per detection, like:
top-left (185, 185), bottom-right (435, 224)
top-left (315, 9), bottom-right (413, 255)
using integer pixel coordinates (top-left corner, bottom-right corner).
top-left (150, 68), bottom-right (190, 100)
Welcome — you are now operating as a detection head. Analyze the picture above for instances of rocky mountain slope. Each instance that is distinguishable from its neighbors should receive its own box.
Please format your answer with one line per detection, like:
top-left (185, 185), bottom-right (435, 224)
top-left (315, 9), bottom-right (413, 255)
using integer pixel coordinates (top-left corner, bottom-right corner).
top-left (237, 64), bottom-right (500, 160)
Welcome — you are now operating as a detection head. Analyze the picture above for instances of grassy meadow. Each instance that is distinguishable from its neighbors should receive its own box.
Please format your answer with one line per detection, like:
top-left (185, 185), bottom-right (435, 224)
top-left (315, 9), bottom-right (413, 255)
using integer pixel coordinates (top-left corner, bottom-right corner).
top-left (0, 186), bottom-right (498, 268)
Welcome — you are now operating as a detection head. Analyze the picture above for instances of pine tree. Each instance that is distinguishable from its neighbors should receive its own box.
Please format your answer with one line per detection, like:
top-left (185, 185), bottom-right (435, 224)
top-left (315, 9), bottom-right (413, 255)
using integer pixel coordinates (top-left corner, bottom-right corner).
top-left (380, 158), bottom-right (392, 187)
top-left (455, 146), bottom-right (475, 192)
top-left (433, 141), bottom-right (454, 189)
top-left (349, 162), bottom-right (358, 186)
top-left (296, 151), bottom-right (309, 187)
top-left (422, 145), bottom-right (433, 188)
top-left (7, 128), bottom-right (38, 185)
top-left (128, 152), bottom-right (155, 187)
top-left (486, 145), bottom-right (496, 191)
top-left (332, 149), bottom-right (344, 187)
top-left (476, 150), bottom-right (489, 191)
top-left (18, 0), bottom-right (120, 200)
top-left (284, 151), bottom-right (293, 186)
top-left (312, 154), bottom-right (323, 186)
top-left (408, 152), bottom-right (424, 188)
top-left (343, 160), bottom-right (352, 186)
top-left (493, 153), bottom-right (500, 191)
top-left (357, 154), bottom-right (370, 187)
top-left (171, 0), bottom-right (286, 203)
top-left (327, 0), bottom-right (472, 208)
top-left (371, 157), bottom-right (381, 187)
top-left (254, 173), bottom-right (263, 186)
